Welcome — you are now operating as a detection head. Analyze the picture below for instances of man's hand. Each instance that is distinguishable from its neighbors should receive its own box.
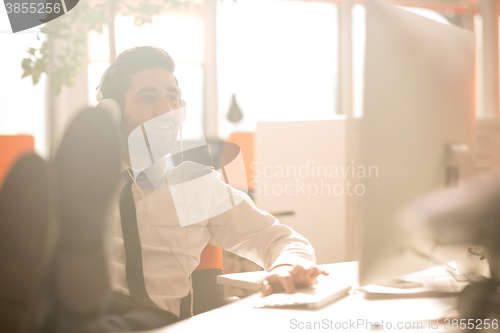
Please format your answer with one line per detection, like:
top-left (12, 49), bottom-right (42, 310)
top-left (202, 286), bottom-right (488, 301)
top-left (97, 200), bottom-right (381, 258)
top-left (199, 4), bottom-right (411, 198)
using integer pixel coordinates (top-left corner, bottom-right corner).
top-left (260, 264), bottom-right (329, 296)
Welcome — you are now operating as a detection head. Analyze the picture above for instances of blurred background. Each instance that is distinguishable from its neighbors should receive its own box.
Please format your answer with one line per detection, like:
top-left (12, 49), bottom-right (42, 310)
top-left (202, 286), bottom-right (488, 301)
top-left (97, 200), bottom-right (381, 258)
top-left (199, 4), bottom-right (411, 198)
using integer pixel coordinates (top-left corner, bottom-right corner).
top-left (2, 0), bottom-right (490, 158)
top-left (1, 0), bottom-right (499, 297)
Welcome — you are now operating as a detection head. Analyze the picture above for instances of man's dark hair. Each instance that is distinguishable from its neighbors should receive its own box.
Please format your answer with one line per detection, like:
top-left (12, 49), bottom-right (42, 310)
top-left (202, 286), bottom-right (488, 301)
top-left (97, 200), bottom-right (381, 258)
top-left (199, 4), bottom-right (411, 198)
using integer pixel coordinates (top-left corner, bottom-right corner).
top-left (100, 46), bottom-right (176, 108)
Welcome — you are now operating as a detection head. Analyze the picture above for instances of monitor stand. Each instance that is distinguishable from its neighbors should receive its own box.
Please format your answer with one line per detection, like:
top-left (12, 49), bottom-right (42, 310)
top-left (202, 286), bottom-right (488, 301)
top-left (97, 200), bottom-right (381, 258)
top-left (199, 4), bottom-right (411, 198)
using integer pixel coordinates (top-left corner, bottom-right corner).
top-left (446, 143), bottom-right (476, 186)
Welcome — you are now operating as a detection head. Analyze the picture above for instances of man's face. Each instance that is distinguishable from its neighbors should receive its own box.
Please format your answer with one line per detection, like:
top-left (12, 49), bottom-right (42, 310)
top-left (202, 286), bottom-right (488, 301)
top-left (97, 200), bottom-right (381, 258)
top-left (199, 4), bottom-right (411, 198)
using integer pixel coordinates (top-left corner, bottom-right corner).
top-left (121, 68), bottom-right (181, 162)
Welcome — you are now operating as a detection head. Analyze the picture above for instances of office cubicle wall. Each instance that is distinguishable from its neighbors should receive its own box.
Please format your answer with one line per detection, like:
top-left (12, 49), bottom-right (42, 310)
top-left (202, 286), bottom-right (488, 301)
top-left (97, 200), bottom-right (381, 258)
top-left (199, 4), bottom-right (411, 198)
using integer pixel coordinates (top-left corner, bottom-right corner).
top-left (254, 118), bottom-right (360, 264)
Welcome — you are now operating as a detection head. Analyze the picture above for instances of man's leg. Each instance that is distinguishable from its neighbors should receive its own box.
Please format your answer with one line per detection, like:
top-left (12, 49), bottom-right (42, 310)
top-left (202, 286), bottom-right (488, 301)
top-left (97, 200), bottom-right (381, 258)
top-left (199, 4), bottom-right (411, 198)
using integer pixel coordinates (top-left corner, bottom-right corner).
top-left (48, 292), bottom-right (179, 333)
top-left (45, 107), bottom-right (120, 332)
top-left (50, 107), bottom-right (121, 318)
top-left (48, 107), bottom-right (178, 332)
top-left (105, 292), bottom-right (179, 330)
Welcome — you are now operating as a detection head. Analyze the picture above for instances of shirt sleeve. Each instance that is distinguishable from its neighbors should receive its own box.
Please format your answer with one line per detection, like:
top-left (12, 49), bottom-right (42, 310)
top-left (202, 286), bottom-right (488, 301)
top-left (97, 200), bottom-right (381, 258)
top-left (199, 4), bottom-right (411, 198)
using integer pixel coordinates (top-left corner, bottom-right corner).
top-left (207, 181), bottom-right (316, 272)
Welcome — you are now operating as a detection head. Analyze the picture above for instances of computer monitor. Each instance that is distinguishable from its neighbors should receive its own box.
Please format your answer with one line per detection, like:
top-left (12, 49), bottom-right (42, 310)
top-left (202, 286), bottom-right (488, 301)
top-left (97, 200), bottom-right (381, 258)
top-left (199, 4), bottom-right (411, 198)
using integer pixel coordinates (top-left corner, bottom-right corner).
top-left (358, 0), bottom-right (476, 286)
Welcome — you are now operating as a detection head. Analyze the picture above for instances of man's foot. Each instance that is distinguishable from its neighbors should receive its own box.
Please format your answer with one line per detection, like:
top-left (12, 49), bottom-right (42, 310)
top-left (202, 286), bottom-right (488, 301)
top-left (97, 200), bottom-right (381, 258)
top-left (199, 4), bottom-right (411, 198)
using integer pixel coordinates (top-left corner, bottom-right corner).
top-left (0, 153), bottom-right (58, 333)
top-left (51, 107), bottom-right (121, 315)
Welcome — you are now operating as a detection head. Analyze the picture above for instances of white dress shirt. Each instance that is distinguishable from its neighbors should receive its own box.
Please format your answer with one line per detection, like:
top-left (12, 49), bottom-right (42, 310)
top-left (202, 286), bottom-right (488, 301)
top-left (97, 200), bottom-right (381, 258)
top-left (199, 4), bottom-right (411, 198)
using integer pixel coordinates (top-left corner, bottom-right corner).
top-left (110, 159), bottom-right (316, 316)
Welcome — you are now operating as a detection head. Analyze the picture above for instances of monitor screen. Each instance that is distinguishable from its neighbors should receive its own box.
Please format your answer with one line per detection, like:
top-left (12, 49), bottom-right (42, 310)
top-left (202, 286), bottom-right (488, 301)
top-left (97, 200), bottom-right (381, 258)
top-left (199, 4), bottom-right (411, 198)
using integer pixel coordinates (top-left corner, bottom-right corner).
top-left (358, 0), bottom-right (476, 286)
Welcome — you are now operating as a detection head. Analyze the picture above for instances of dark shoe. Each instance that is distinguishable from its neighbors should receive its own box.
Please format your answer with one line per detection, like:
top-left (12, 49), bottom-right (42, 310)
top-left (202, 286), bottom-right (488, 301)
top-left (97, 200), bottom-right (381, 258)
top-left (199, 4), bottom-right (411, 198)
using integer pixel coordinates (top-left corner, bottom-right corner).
top-left (0, 153), bottom-right (58, 333)
top-left (51, 107), bottom-right (121, 316)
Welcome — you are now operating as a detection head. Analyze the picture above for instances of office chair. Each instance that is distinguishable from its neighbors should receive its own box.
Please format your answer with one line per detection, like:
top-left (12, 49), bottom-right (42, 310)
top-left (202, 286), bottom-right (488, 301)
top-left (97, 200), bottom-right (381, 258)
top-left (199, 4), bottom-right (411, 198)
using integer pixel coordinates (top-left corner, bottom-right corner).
top-left (0, 134), bottom-right (35, 188)
top-left (179, 244), bottom-right (225, 319)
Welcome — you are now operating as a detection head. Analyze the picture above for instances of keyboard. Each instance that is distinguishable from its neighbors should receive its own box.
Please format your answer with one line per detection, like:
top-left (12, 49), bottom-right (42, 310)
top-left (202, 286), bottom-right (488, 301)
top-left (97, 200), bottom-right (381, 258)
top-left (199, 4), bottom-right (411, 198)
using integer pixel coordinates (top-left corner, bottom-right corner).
top-left (253, 275), bottom-right (352, 310)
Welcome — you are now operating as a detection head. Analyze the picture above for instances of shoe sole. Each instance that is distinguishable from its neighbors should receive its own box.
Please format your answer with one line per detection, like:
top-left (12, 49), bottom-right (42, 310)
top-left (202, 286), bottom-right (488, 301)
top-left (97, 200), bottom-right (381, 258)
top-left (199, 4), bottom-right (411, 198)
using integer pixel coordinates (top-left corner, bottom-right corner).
top-left (52, 108), bottom-right (121, 315)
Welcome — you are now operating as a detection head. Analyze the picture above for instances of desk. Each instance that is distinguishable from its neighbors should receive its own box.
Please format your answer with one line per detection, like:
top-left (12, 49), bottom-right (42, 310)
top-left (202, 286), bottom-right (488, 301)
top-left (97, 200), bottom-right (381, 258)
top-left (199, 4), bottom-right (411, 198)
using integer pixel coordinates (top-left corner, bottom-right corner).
top-left (153, 262), bottom-right (459, 333)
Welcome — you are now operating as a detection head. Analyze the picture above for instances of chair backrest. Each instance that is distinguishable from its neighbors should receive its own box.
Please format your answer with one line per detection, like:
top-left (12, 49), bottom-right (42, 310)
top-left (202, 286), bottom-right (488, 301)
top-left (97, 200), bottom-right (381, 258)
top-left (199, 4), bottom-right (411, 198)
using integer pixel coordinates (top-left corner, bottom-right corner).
top-left (180, 245), bottom-right (224, 319)
top-left (195, 244), bottom-right (223, 271)
top-left (225, 132), bottom-right (255, 189)
top-left (0, 135), bottom-right (34, 189)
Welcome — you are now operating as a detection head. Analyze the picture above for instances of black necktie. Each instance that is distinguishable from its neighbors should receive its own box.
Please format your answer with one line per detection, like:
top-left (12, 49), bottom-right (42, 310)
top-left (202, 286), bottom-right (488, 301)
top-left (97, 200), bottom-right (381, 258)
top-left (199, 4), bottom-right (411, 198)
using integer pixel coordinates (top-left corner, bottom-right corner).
top-left (119, 171), bottom-right (158, 308)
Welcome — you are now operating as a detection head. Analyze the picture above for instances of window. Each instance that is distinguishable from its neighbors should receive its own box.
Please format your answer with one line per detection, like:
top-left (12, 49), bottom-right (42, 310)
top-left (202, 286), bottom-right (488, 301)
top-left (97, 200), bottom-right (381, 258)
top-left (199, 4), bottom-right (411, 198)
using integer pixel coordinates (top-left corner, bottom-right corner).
top-left (217, 0), bottom-right (339, 139)
top-left (0, 23), bottom-right (46, 156)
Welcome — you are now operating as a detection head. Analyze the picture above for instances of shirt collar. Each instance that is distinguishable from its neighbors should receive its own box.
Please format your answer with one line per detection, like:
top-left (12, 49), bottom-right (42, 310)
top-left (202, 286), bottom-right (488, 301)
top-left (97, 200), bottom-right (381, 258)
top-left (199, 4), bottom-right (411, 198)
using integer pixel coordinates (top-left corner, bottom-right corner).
top-left (121, 156), bottom-right (176, 189)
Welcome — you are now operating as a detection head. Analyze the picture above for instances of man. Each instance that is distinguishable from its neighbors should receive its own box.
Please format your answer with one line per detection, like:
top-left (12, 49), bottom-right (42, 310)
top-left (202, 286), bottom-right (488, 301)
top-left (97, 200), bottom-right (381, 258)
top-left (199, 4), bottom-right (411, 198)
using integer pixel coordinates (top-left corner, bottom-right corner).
top-left (98, 46), bottom-right (326, 329)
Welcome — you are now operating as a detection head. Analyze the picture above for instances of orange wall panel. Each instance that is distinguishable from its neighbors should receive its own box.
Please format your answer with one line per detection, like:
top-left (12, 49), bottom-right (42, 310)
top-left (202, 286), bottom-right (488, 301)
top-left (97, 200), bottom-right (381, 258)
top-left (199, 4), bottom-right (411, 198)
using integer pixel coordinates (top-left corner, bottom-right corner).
top-left (0, 135), bottom-right (35, 189)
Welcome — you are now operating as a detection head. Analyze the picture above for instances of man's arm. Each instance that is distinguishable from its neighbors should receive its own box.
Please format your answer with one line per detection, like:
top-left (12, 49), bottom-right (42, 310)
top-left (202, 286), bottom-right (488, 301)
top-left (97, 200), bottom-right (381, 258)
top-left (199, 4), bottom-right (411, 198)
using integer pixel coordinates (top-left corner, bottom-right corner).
top-left (207, 187), bottom-right (327, 295)
top-left (262, 264), bottom-right (328, 296)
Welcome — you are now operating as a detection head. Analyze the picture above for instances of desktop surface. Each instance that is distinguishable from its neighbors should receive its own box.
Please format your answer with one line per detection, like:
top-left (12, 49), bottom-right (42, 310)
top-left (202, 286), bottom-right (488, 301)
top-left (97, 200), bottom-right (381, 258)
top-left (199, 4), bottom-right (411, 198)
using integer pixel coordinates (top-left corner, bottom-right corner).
top-left (153, 262), bottom-right (460, 333)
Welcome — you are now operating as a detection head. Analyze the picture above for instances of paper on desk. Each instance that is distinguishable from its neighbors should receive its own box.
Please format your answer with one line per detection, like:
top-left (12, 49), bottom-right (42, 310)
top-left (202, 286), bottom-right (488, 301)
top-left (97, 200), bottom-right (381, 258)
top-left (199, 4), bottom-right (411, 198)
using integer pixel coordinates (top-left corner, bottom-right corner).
top-left (355, 265), bottom-right (469, 299)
